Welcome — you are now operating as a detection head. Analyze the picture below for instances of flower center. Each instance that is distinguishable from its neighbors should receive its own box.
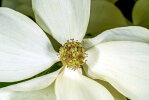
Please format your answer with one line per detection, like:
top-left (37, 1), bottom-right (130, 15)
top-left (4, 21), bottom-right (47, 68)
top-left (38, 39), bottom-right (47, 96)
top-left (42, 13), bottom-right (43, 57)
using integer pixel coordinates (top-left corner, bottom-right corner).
top-left (59, 39), bottom-right (86, 70)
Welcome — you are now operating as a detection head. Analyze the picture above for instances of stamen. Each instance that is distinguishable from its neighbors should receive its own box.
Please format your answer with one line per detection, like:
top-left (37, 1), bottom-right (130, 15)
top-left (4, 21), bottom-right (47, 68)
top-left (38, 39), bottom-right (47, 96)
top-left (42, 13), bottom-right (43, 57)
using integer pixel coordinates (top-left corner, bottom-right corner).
top-left (59, 39), bottom-right (87, 70)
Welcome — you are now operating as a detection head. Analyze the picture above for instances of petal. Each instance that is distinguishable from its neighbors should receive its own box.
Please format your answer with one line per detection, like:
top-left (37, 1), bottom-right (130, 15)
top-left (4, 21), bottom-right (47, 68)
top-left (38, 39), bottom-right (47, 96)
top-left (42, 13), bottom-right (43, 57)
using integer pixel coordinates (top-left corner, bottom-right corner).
top-left (132, 0), bottom-right (149, 28)
top-left (32, 0), bottom-right (90, 44)
top-left (0, 8), bottom-right (58, 82)
top-left (0, 83), bottom-right (56, 100)
top-left (86, 0), bottom-right (127, 37)
top-left (55, 67), bottom-right (114, 100)
top-left (86, 41), bottom-right (149, 100)
top-left (0, 69), bottom-right (61, 91)
top-left (82, 26), bottom-right (149, 49)
top-left (96, 80), bottom-right (127, 100)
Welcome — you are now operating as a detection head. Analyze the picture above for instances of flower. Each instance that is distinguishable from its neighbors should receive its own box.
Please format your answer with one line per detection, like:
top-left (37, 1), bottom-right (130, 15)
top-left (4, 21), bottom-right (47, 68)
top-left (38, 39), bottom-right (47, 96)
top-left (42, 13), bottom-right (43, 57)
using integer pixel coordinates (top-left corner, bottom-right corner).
top-left (0, 0), bottom-right (149, 100)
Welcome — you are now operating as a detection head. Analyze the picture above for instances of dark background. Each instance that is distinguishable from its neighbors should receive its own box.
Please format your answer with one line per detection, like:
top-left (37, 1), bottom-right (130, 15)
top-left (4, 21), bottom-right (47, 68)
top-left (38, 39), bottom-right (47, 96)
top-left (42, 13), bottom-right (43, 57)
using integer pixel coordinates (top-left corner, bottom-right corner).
top-left (116, 0), bottom-right (136, 22)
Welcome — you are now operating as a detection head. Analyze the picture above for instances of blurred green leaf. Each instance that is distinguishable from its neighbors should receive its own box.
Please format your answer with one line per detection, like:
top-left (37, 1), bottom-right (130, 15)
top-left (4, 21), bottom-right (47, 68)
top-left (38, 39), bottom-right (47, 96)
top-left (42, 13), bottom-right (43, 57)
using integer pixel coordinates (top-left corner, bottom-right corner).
top-left (106, 0), bottom-right (118, 3)
top-left (132, 0), bottom-right (149, 28)
top-left (2, 0), bottom-right (34, 18)
top-left (86, 0), bottom-right (127, 38)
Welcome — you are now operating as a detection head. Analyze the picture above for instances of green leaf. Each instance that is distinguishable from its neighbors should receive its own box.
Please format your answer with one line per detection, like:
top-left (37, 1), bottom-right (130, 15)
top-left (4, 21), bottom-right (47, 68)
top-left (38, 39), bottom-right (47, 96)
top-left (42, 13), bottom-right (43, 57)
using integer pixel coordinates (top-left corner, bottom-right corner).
top-left (86, 0), bottom-right (127, 37)
top-left (106, 0), bottom-right (118, 3)
top-left (2, 0), bottom-right (34, 18)
top-left (132, 0), bottom-right (149, 28)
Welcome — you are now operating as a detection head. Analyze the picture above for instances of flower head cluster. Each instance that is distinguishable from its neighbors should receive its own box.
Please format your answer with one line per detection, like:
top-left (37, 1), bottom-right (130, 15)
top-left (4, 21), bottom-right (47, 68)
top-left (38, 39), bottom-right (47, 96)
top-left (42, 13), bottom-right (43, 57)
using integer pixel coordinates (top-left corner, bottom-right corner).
top-left (59, 40), bottom-right (86, 70)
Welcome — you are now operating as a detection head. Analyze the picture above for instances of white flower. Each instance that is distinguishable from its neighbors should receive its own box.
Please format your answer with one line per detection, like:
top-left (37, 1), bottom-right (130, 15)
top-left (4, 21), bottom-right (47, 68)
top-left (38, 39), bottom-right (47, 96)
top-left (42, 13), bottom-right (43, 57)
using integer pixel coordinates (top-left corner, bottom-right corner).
top-left (0, 0), bottom-right (149, 100)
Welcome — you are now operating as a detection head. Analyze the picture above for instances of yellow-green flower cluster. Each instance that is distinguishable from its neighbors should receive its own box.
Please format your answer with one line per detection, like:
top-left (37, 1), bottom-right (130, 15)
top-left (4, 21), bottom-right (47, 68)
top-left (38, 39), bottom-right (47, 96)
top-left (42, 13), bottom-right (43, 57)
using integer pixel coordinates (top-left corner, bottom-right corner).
top-left (59, 40), bottom-right (86, 70)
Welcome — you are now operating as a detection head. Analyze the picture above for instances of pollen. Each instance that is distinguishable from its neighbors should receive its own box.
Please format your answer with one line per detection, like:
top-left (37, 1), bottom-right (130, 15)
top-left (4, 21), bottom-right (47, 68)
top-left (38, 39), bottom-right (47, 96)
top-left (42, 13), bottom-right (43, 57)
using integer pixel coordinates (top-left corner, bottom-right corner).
top-left (59, 39), bottom-right (86, 70)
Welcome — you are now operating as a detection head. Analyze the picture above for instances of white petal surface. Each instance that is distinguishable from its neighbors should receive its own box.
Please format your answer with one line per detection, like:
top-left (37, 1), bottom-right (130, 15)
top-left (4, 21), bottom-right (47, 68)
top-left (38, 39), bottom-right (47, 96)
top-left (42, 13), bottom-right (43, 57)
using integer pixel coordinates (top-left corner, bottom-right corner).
top-left (1, 69), bottom-right (61, 91)
top-left (82, 26), bottom-right (149, 49)
top-left (32, 0), bottom-right (90, 44)
top-left (86, 41), bottom-right (149, 100)
top-left (87, 0), bottom-right (127, 37)
top-left (0, 83), bottom-right (56, 100)
top-left (0, 8), bottom-right (58, 82)
top-left (55, 67), bottom-right (114, 100)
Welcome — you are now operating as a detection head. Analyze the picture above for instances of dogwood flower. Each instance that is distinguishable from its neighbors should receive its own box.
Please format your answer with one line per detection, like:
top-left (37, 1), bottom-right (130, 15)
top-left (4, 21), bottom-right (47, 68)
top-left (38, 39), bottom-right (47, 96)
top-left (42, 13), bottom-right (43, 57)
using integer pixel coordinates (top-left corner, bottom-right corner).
top-left (0, 0), bottom-right (149, 100)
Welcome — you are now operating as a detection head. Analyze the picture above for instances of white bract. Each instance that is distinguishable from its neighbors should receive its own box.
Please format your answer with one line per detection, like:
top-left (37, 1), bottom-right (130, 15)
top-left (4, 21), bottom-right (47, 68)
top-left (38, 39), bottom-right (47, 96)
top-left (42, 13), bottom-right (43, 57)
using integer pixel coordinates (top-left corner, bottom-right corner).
top-left (0, 0), bottom-right (149, 100)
